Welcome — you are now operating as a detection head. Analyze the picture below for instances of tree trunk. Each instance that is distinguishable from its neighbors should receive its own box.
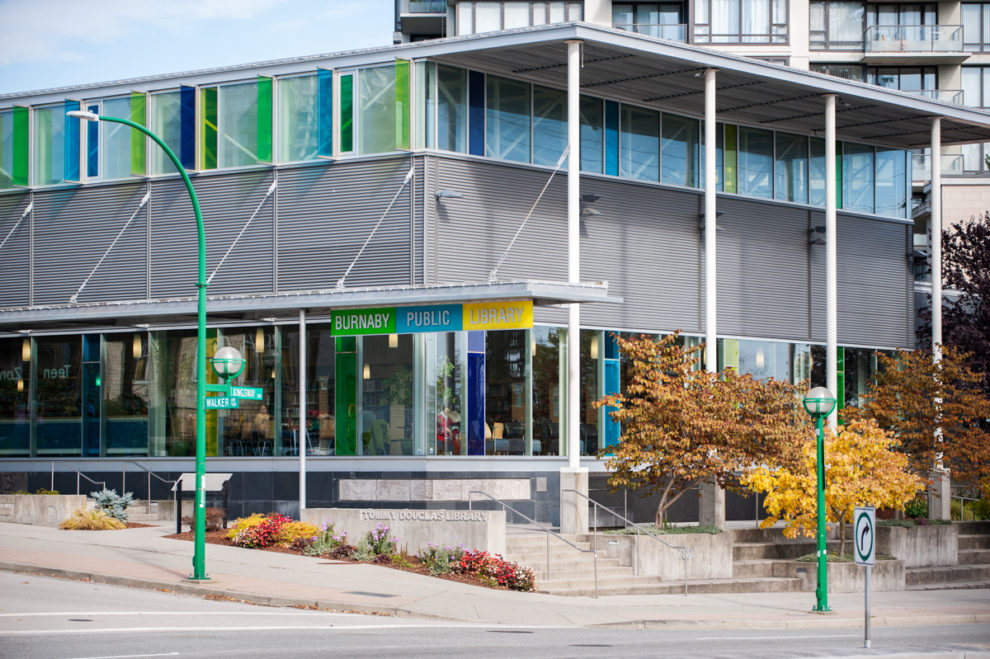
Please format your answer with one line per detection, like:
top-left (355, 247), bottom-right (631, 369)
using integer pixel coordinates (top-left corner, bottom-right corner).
top-left (838, 517), bottom-right (846, 557)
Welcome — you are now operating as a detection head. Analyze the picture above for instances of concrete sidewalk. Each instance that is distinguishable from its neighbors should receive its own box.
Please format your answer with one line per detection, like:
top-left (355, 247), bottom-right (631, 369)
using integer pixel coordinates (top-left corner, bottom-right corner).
top-left (0, 521), bottom-right (988, 631)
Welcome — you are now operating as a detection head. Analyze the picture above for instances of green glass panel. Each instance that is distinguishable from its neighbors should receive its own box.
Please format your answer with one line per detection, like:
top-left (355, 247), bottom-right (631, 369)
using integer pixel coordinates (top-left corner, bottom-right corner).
top-left (724, 124), bottom-right (737, 194)
top-left (257, 75), bottom-right (273, 163)
top-left (201, 87), bottom-right (218, 170)
top-left (0, 111), bottom-right (11, 189)
top-left (395, 60), bottom-right (410, 150)
top-left (130, 92), bottom-right (147, 177)
top-left (836, 142), bottom-right (843, 209)
top-left (719, 338), bottom-right (739, 371)
top-left (335, 345), bottom-right (356, 456)
top-left (13, 107), bottom-right (29, 187)
top-left (340, 74), bottom-right (353, 153)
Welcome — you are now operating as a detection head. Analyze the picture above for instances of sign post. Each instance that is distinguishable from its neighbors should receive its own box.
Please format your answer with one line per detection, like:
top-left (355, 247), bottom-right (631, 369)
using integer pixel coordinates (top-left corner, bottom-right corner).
top-left (854, 506), bottom-right (876, 649)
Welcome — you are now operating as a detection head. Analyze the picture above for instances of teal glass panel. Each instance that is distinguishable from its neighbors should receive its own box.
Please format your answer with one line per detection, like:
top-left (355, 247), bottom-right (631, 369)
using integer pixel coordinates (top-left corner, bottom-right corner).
top-left (437, 65), bottom-right (467, 153)
top-left (661, 112), bottom-right (699, 187)
top-left (317, 69), bottom-right (333, 157)
top-left (620, 105), bottom-right (659, 181)
top-left (0, 110), bottom-right (13, 189)
top-left (810, 137), bottom-right (826, 207)
top-left (150, 91), bottom-right (182, 175)
top-left (358, 65), bottom-right (397, 155)
top-left (34, 336), bottom-right (82, 456)
top-left (738, 126), bottom-right (773, 198)
top-left (533, 85), bottom-right (566, 167)
top-left (102, 97), bottom-right (133, 180)
top-left (33, 105), bottom-right (65, 185)
top-left (774, 132), bottom-right (808, 203)
top-left (277, 74), bottom-right (319, 163)
top-left (604, 100), bottom-right (619, 176)
top-left (875, 147), bottom-right (906, 218)
top-left (486, 75), bottom-right (531, 163)
top-left (340, 74), bottom-right (353, 153)
top-left (699, 121), bottom-right (724, 191)
top-left (0, 338), bottom-right (30, 456)
top-left (102, 333), bottom-right (149, 457)
top-left (86, 104), bottom-right (99, 177)
top-left (843, 142), bottom-right (874, 213)
top-left (257, 76), bottom-right (273, 163)
top-left (580, 95), bottom-right (603, 174)
top-left (219, 82), bottom-right (259, 167)
top-left (64, 100), bottom-right (80, 182)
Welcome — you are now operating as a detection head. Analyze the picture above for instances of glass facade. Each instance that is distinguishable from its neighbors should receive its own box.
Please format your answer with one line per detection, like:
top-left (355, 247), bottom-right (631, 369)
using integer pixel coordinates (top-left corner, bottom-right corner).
top-left (0, 110), bottom-right (13, 190)
top-left (277, 74), bottom-right (320, 163)
top-left (149, 92), bottom-right (182, 176)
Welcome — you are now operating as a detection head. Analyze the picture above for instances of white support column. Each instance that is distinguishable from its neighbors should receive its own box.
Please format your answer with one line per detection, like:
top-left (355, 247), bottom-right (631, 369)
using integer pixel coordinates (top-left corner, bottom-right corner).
top-left (704, 68), bottom-right (717, 375)
top-left (562, 39), bottom-right (588, 535)
top-left (298, 309), bottom-right (307, 514)
top-left (931, 117), bottom-right (943, 361)
top-left (825, 94), bottom-right (838, 429)
top-left (701, 68), bottom-right (725, 530)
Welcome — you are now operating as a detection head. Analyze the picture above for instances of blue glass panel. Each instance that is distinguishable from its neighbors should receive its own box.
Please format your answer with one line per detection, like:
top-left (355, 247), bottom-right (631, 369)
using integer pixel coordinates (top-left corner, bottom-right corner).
top-left (469, 70), bottom-right (484, 157)
top-left (467, 351), bottom-right (485, 455)
top-left (180, 86), bottom-right (196, 170)
top-left (604, 331), bottom-right (619, 360)
top-left (604, 359), bottom-right (620, 448)
top-left (64, 100), bottom-right (80, 182)
top-left (318, 69), bottom-right (333, 157)
top-left (87, 104), bottom-right (99, 178)
top-left (604, 100), bottom-right (619, 176)
top-left (467, 330), bottom-right (485, 353)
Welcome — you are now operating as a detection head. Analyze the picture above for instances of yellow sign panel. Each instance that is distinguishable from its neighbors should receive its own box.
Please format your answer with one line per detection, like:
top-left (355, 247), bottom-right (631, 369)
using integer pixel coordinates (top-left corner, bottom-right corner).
top-left (463, 300), bottom-right (533, 331)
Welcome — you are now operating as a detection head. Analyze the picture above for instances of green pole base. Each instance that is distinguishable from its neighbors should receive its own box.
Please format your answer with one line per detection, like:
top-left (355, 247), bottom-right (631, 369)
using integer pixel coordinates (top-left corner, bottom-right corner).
top-left (187, 574), bottom-right (211, 581)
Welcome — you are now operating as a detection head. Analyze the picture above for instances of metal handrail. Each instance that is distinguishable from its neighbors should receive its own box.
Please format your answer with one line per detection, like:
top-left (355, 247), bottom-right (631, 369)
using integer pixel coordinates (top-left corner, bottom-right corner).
top-left (468, 489), bottom-right (599, 598)
top-left (564, 488), bottom-right (694, 595)
top-left (122, 461), bottom-right (177, 515)
top-left (50, 461), bottom-right (106, 495)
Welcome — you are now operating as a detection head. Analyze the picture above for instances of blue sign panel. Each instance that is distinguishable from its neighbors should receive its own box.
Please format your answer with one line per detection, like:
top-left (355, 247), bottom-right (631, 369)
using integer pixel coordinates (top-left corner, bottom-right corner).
top-left (395, 304), bottom-right (462, 334)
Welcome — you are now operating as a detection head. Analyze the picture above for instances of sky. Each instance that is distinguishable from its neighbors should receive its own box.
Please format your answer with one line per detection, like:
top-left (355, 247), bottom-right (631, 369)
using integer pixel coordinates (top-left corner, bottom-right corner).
top-left (0, 0), bottom-right (395, 95)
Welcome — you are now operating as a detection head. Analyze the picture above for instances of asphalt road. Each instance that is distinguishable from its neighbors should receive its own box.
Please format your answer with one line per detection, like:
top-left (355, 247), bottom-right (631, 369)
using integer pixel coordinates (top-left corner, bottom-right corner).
top-left (1, 572), bottom-right (989, 659)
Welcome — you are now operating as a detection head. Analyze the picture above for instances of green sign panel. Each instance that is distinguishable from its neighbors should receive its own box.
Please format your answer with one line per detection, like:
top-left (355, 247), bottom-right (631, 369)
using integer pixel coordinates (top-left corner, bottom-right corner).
top-left (230, 386), bottom-right (263, 400)
top-left (331, 308), bottom-right (396, 336)
top-left (205, 396), bottom-right (239, 410)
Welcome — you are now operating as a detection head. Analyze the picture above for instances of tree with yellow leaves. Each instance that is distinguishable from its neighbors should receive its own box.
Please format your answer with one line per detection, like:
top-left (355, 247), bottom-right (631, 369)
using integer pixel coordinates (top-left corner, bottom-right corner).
top-left (595, 333), bottom-right (809, 526)
top-left (741, 418), bottom-right (923, 555)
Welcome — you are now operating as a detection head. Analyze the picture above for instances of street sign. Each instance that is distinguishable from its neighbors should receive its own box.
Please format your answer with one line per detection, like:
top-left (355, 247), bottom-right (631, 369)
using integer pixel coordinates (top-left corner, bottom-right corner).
top-left (854, 507), bottom-right (876, 566)
top-left (230, 385), bottom-right (263, 400)
top-left (204, 396), bottom-right (239, 410)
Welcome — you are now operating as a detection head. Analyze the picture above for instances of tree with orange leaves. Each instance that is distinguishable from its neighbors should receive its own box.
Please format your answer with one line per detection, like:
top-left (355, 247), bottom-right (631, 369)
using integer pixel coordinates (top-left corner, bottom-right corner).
top-left (595, 333), bottom-right (810, 526)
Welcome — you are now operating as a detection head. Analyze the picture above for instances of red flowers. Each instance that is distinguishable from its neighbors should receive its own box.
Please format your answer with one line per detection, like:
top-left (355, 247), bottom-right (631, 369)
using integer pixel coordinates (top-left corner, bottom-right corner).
top-left (454, 550), bottom-right (535, 592)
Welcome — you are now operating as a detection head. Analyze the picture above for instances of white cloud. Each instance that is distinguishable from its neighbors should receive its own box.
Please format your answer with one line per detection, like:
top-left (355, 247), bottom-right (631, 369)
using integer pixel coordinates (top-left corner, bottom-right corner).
top-left (0, 0), bottom-right (288, 67)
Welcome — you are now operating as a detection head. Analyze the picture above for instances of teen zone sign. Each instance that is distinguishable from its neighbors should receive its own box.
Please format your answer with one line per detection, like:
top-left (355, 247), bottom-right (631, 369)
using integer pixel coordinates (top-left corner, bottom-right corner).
top-left (331, 300), bottom-right (533, 336)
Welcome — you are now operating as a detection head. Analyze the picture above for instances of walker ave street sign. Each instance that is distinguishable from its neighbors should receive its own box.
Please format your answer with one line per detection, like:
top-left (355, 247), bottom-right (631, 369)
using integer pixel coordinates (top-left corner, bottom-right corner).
top-left (205, 396), bottom-right (239, 410)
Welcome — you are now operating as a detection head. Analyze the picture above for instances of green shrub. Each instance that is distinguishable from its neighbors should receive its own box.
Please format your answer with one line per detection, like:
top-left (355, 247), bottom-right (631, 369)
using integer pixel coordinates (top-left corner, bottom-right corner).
top-left (352, 538), bottom-right (376, 562)
top-left (60, 509), bottom-right (126, 530)
top-left (904, 495), bottom-right (927, 519)
top-left (418, 544), bottom-right (466, 575)
top-left (90, 489), bottom-right (134, 522)
top-left (361, 522), bottom-right (397, 556)
top-left (304, 522), bottom-right (350, 556)
top-left (974, 499), bottom-right (990, 520)
top-left (277, 521), bottom-right (320, 547)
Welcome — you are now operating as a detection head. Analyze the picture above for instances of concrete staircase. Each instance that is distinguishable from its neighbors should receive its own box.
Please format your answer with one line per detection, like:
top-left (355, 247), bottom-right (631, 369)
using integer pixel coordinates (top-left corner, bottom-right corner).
top-left (126, 500), bottom-right (175, 524)
top-left (907, 521), bottom-right (990, 590)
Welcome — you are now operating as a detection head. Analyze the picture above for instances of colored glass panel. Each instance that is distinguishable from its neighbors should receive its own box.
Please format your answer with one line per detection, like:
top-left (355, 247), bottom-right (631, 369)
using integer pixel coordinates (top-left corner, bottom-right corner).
top-left (604, 100), bottom-right (619, 176)
top-left (33, 105), bottom-right (64, 186)
top-left (13, 107), bottom-right (28, 187)
top-left (64, 100), bottom-right (80, 183)
top-left (102, 97), bottom-right (133, 180)
top-left (467, 350), bottom-right (485, 455)
top-left (468, 70), bottom-right (484, 156)
top-left (395, 59), bottom-right (411, 150)
top-left (218, 82), bottom-right (258, 167)
top-left (438, 65), bottom-right (467, 153)
top-left (277, 74), bottom-right (319, 163)
top-left (358, 65), bottom-right (396, 155)
top-left (317, 69), bottom-right (333, 157)
top-left (0, 110), bottom-right (11, 189)
top-left (335, 337), bottom-right (357, 456)
top-left (130, 92), bottom-right (147, 176)
top-left (201, 87), bottom-right (218, 170)
top-left (534, 86), bottom-right (566, 167)
top-left (257, 76), bottom-right (273, 163)
top-left (340, 74), bottom-right (354, 152)
top-left (180, 86), bottom-right (196, 170)
top-left (150, 92), bottom-right (181, 175)
top-left (724, 124), bottom-right (737, 194)
top-left (604, 357), bottom-right (620, 448)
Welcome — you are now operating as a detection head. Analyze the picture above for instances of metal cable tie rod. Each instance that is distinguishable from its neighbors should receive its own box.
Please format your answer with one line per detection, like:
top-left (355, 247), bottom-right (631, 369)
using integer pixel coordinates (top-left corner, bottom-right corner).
top-left (70, 192), bottom-right (150, 303)
top-left (337, 166), bottom-right (415, 290)
top-left (0, 202), bottom-right (32, 253)
top-left (489, 146), bottom-right (568, 282)
top-left (207, 180), bottom-right (278, 285)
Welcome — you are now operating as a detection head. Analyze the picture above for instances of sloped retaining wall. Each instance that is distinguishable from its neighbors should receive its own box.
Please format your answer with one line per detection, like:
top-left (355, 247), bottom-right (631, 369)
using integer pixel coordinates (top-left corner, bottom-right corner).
top-left (600, 532), bottom-right (734, 580)
top-left (0, 494), bottom-right (89, 527)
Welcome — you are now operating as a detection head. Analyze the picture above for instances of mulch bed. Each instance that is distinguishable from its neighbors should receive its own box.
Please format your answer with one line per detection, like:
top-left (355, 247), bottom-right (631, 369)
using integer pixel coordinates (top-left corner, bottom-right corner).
top-left (163, 529), bottom-right (488, 589)
top-left (125, 522), bottom-right (156, 529)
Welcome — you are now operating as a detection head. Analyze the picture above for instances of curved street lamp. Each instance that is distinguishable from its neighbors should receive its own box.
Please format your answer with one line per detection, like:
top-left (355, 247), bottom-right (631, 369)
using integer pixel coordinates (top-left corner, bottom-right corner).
top-left (68, 109), bottom-right (210, 581)
top-left (803, 385), bottom-right (837, 612)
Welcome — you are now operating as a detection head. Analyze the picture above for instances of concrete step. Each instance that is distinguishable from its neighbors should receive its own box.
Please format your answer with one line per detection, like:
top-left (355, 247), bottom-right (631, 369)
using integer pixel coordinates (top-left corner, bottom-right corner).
top-left (958, 548), bottom-right (990, 565)
top-left (504, 558), bottom-right (625, 576)
top-left (909, 580), bottom-right (990, 591)
top-left (959, 534), bottom-right (990, 550)
top-left (503, 548), bottom-right (609, 563)
top-left (955, 521), bottom-right (990, 535)
top-left (905, 564), bottom-right (990, 587)
top-left (534, 565), bottom-right (639, 581)
top-left (540, 576), bottom-right (804, 597)
top-left (733, 560), bottom-right (776, 578)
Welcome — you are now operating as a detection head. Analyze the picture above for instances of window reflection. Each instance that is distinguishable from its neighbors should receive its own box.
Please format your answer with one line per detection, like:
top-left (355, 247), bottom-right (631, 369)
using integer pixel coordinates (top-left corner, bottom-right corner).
top-left (532, 327), bottom-right (561, 456)
top-left (103, 332), bottom-right (149, 456)
top-left (362, 334), bottom-right (414, 455)
top-left (0, 338), bottom-right (30, 455)
top-left (34, 336), bottom-right (82, 456)
top-left (486, 330), bottom-right (527, 455)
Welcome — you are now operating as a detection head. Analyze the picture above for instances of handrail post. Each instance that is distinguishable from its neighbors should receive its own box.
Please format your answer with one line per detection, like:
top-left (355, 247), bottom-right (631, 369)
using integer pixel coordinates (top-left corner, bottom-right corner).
top-left (76, 472), bottom-right (80, 495)
top-left (546, 532), bottom-right (550, 581)
top-left (122, 464), bottom-right (126, 497)
top-left (594, 544), bottom-right (598, 599)
top-left (51, 462), bottom-right (54, 492)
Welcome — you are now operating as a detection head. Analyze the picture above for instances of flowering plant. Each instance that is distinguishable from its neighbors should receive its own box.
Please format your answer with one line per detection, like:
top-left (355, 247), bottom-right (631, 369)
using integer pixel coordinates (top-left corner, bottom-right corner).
top-left (453, 549), bottom-right (535, 592)
top-left (231, 513), bottom-right (292, 548)
top-left (364, 522), bottom-right (398, 556)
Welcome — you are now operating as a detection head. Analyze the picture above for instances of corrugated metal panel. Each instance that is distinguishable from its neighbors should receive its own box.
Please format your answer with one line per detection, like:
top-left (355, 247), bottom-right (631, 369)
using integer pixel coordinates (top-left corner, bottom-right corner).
top-left (0, 193), bottom-right (31, 307)
top-left (277, 159), bottom-right (414, 292)
top-left (422, 156), bottom-right (439, 284)
top-left (33, 184), bottom-right (148, 305)
top-left (715, 197), bottom-right (810, 340)
top-left (809, 210), bottom-right (827, 343)
top-left (412, 156), bottom-right (425, 285)
top-left (837, 214), bottom-right (912, 348)
top-left (151, 171), bottom-right (275, 299)
top-left (429, 157), bottom-right (700, 332)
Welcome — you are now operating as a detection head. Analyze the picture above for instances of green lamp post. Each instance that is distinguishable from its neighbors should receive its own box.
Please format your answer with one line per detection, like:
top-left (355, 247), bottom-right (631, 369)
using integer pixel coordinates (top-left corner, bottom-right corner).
top-left (803, 385), bottom-right (837, 612)
top-left (68, 109), bottom-right (210, 580)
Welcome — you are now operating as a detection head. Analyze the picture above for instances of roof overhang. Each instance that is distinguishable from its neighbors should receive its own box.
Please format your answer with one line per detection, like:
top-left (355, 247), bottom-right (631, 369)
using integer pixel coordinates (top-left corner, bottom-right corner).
top-left (0, 280), bottom-right (620, 333)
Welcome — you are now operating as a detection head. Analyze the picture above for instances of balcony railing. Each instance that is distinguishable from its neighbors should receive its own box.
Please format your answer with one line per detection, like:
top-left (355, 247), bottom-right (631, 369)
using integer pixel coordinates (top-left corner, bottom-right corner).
top-left (864, 24), bottom-right (963, 53)
top-left (907, 89), bottom-right (964, 105)
top-left (912, 152), bottom-right (964, 181)
top-left (405, 0), bottom-right (447, 14)
top-left (614, 23), bottom-right (688, 42)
